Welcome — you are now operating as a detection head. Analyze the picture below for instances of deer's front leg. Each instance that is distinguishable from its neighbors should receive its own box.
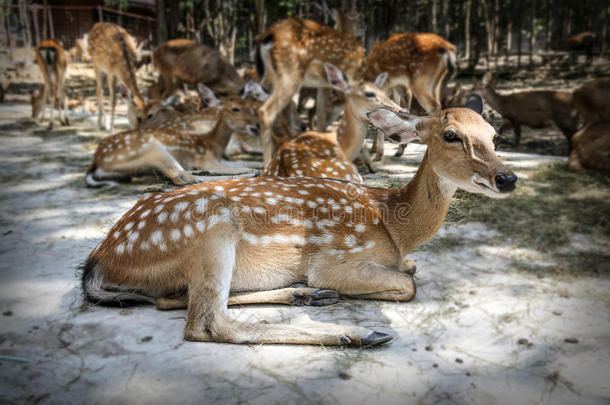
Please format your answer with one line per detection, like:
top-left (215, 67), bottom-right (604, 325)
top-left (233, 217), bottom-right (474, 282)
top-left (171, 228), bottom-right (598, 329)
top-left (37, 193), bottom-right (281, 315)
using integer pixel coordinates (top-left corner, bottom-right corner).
top-left (308, 262), bottom-right (416, 302)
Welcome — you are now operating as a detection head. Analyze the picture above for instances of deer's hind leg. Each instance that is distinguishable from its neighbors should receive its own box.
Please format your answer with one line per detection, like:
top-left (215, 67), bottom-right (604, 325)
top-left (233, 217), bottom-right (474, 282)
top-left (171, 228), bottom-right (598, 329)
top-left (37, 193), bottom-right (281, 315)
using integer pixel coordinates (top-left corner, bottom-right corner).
top-left (184, 233), bottom-right (390, 346)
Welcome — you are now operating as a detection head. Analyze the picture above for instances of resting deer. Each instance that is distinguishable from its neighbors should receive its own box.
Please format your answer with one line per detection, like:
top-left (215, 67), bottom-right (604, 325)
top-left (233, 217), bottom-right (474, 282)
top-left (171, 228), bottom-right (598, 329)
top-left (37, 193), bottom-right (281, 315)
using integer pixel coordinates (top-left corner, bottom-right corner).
top-left (88, 22), bottom-right (149, 133)
top-left (375, 83), bottom-right (470, 160)
top-left (81, 94), bottom-right (517, 347)
top-left (30, 38), bottom-right (69, 129)
top-left (568, 122), bottom-right (610, 176)
top-left (473, 73), bottom-right (577, 151)
top-left (85, 86), bottom-right (259, 187)
top-left (263, 63), bottom-right (399, 182)
top-left (256, 17), bottom-right (365, 165)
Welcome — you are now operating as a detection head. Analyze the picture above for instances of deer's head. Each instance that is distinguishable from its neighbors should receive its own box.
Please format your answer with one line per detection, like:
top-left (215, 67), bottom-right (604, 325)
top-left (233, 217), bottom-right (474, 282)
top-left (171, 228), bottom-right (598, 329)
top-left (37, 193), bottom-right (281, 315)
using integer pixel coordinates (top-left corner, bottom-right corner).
top-left (121, 85), bottom-right (151, 129)
top-left (368, 94), bottom-right (517, 198)
top-left (198, 84), bottom-right (259, 137)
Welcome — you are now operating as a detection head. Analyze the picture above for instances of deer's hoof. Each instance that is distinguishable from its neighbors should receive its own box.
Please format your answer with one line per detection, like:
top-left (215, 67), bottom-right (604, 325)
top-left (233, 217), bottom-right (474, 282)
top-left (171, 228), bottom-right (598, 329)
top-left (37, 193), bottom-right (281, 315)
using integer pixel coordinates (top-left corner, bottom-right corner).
top-left (360, 331), bottom-right (393, 347)
top-left (291, 288), bottom-right (339, 306)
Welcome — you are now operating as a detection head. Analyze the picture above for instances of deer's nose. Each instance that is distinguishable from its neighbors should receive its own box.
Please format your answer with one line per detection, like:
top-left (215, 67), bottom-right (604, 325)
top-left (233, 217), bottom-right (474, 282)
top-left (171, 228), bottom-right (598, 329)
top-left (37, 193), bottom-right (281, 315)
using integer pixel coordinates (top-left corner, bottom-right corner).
top-left (495, 172), bottom-right (517, 193)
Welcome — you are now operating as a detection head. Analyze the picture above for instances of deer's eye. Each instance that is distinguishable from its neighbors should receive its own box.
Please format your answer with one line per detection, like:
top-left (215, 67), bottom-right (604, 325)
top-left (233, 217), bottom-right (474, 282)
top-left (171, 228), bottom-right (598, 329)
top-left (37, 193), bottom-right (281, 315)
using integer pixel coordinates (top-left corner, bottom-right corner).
top-left (364, 91), bottom-right (376, 98)
top-left (232, 107), bottom-right (241, 112)
top-left (443, 130), bottom-right (460, 143)
top-left (146, 113), bottom-right (153, 120)
top-left (137, 116), bottom-right (142, 123)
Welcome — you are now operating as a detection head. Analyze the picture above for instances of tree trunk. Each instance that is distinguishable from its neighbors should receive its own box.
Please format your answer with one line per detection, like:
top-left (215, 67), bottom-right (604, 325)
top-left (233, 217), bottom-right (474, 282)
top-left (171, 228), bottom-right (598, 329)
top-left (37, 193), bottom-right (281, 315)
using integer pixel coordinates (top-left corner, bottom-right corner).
top-left (602, 6), bottom-right (608, 56)
top-left (156, 0), bottom-right (168, 44)
top-left (464, 0), bottom-right (471, 59)
top-left (544, 0), bottom-right (552, 52)
top-left (42, 0), bottom-right (47, 38)
top-left (254, 0), bottom-right (266, 34)
top-left (529, 1), bottom-right (536, 65)
top-left (480, 0), bottom-right (492, 68)
top-left (429, 0), bottom-right (437, 33)
top-left (18, 0), bottom-right (31, 63)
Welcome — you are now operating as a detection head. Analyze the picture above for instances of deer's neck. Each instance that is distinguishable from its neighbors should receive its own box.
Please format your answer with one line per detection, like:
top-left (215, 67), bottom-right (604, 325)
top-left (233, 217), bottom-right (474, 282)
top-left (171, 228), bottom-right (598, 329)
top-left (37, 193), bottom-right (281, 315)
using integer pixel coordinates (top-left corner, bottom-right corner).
top-left (337, 100), bottom-right (369, 161)
top-left (382, 151), bottom-right (456, 256)
top-left (196, 112), bottom-right (232, 158)
top-left (481, 86), bottom-right (504, 114)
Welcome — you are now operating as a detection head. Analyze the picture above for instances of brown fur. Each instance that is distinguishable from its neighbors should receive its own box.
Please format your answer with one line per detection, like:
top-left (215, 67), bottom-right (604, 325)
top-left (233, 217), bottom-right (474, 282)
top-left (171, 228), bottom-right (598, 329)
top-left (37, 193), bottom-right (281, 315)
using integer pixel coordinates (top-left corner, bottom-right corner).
top-left (568, 122), bottom-right (610, 175)
top-left (88, 22), bottom-right (148, 133)
top-left (83, 106), bottom-right (516, 346)
top-left (473, 73), bottom-right (578, 151)
top-left (256, 18), bottom-right (366, 165)
top-left (572, 78), bottom-right (610, 127)
top-left (31, 38), bottom-right (70, 129)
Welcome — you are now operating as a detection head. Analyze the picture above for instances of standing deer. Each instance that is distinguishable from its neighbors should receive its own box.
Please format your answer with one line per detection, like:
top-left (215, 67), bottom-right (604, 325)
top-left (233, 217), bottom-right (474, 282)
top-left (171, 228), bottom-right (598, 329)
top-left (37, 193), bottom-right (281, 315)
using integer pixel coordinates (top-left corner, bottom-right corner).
top-left (85, 86), bottom-right (259, 187)
top-left (88, 22), bottom-right (148, 133)
top-left (473, 73), bottom-right (578, 151)
top-left (256, 17), bottom-right (366, 165)
top-left (30, 38), bottom-right (70, 129)
top-left (81, 94), bottom-right (517, 346)
top-left (572, 78), bottom-right (610, 127)
top-left (153, 40), bottom-right (244, 97)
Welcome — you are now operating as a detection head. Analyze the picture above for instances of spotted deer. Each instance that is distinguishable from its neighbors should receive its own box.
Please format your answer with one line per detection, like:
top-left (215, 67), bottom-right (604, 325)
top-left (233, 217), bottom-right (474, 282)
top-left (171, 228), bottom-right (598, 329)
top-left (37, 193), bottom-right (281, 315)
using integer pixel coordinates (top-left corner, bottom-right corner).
top-left (88, 22), bottom-right (149, 133)
top-left (30, 38), bottom-right (70, 129)
top-left (85, 86), bottom-right (259, 187)
top-left (81, 94), bottom-right (517, 346)
top-left (256, 17), bottom-right (366, 165)
top-left (263, 63), bottom-right (401, 182)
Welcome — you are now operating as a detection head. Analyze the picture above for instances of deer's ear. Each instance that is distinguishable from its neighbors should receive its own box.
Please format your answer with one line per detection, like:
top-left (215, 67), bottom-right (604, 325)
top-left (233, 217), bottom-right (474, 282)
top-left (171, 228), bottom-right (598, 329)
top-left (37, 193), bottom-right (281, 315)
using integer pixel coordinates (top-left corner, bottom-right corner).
top-left (324, 62), bottom-right (350, 93)
top-left (242, 80), bottom-right (268, 102)
top-left (464, 94), bottom-right (484, 115)
top-left (367, 108), bottom-right (420, 144)
top-left (197, 83), bottom-right (221, 107)
top-left (163, 94), bottom-right (180, 106)
top-left (373, 72), bottom-right (388, 89)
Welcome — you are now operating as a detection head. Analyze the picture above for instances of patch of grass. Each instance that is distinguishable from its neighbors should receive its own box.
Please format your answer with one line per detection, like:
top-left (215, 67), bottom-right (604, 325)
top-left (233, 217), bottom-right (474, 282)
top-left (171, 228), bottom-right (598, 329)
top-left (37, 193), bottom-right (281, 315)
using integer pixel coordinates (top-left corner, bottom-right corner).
top-left (446, 163), bottom-right (610, 251)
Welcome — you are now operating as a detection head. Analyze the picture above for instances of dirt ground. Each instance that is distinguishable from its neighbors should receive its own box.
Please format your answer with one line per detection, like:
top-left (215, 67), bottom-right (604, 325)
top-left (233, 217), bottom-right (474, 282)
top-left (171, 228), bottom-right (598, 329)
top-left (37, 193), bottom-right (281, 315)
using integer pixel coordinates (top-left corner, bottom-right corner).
top-left (0, 52), bottom-right (609, 405)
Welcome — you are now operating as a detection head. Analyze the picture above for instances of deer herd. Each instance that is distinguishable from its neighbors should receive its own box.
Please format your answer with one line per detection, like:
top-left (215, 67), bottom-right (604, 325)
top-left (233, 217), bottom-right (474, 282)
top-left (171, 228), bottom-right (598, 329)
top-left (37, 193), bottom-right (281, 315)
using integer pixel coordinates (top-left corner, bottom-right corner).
top-left (25, 12), bottom-right (608, 347)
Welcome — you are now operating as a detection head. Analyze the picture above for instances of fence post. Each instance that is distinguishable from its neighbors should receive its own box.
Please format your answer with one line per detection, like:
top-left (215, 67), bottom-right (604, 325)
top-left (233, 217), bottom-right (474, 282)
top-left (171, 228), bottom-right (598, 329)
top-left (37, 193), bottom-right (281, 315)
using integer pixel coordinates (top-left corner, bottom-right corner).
top-left (47, 6), bottom-right (54, 38)
top-left (98, 6), bottom-right (103, 22)
top-left (32, 6), bottom-right (40, 44)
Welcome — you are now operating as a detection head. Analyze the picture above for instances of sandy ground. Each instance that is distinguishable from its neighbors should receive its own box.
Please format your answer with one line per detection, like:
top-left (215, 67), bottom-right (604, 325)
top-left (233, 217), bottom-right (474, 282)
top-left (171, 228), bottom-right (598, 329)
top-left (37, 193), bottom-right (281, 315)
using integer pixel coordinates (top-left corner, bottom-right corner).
top-left (0, 55), bottom-right (609, 404)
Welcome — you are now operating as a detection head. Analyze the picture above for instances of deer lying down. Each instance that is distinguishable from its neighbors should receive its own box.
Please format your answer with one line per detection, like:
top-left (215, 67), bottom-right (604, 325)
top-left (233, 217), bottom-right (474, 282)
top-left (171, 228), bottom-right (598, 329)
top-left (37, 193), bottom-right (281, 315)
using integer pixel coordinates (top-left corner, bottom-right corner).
top-left (263, 63), bottom-right (398, 183)
top-left (86, 89), bottom-right (259, 187)
top-left (81, 94), bottom-right (517, 347)
top-left (473, 73), bottom-right (577, 151)
top-left (568, 122), bottom-right (610, 176)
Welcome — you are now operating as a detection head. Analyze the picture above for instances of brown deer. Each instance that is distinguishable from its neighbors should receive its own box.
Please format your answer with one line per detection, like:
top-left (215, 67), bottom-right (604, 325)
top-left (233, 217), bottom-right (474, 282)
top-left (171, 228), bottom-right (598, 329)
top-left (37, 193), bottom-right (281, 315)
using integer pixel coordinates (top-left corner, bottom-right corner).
top-left (364, 32), bottom-right (457, 114)
top-left (377, 82), bottom-right (470, 160)
top-left (88, 22), bottom-right (149, 133)
top-left (81, 94), bottom-right (517, 346)
top-left (572, 78), bottom-right (610, 127)
top-left (153, 40), bottom-right (243, 97)
top-left (568, 122), bottom-right (610, 175)
top-left (473, 73), bottom-right (578, 151)
top-left (85, 86), bottom-right (259, 187)
top-left (256, 17), bottom-right (366, 165)
top-left (563, 32), bottom-right (597, 63)
top-left (31, 38), bottom-right (70, 129)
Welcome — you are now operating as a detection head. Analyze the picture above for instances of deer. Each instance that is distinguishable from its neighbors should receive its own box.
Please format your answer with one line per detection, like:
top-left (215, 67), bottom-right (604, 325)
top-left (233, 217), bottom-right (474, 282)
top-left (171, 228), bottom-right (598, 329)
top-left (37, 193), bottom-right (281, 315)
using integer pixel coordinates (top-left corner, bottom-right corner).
top-left (473, 72), bottom-right (578, 152)
top-left (572, 78), bottom-right (610, 127)
top-left (88, 22), bottom-right (149, 133)
top-left (256, 17), bottom-right (366, 165)
top-left (85, 86), bottom-right (260, 187)
top-left (81, 93), bottom-right (518, 347)
top-left (30, 38), bottom-right (70, 129)
top-left (153, 40), bottom-right (244, 97)
top-left (68, 34), bottom-right (89, 62)
top-left (263, 63), bottom-right (400, 183)
top-left (563, 32), bottom-right (597, 64)
top-left (568, 122), bottom-right (610, 176)
top-left (374, 82), bottom-right (470, 160)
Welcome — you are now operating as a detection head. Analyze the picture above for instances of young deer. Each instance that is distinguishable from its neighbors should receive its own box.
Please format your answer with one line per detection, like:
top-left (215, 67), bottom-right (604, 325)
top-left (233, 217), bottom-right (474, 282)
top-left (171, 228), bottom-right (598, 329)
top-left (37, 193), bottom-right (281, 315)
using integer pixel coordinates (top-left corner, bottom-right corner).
top-left (85, 87), bottom-right (259, 187)
top-left (263, 63), bottom-right (399, 183)
top-left (568, 122), bottom-right (610, 175)
top-left (81, 94), bottom-right (517, 347)
top-left (364, 32), bottom-right (457, 114)
top-left (88, 22), bottom-right (148, 133)
top-left (473, 73), bottom-right (578, 151)
top-left (31, 38), bottom-right (70, 129)
top-left (256, 17), bottom-right (366, 165)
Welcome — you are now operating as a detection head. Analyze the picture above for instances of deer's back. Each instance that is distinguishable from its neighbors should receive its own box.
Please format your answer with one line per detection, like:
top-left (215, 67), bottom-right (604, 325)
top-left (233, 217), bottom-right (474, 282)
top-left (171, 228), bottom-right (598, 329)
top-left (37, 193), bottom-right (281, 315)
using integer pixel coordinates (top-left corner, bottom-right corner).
top-left (88, 22), bottom-right (138, 73)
